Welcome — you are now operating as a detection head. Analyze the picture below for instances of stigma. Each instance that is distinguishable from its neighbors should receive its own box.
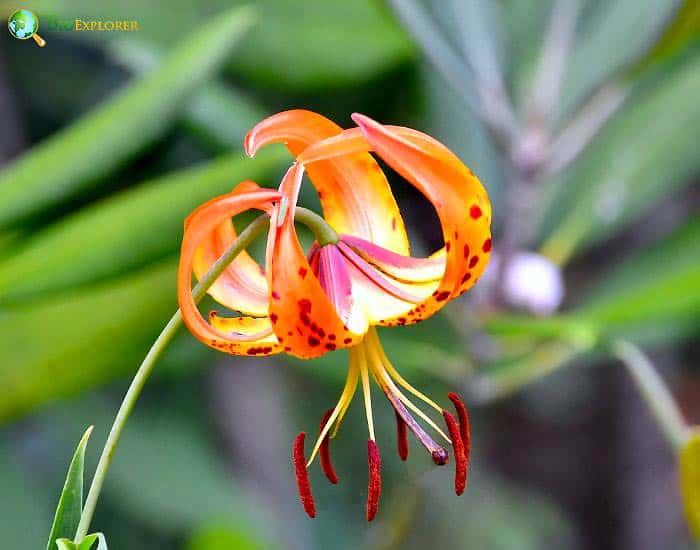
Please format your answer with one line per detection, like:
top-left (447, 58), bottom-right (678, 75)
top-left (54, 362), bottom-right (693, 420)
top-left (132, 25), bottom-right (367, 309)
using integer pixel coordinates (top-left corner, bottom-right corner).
top-left (292, 328), bottom-right (470, 521)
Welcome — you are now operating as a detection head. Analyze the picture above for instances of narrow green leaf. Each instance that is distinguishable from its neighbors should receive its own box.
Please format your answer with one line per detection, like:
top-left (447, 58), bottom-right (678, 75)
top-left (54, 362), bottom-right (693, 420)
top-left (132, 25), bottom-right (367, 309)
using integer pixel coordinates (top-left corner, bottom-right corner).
top-left (575, 218), bottom-right (700, 343)
top-left (55, 540), bottom-right (77, 550)
top-left (105, 40), bottom-right (268, 152)
top-left (0, 260), bottom-right (181, 421)
top-left (680, 429), bottom-right (700, 540)
top-left (186, 526), bottom-right (261, 550)
top-left (0, 149), bottom-right (285, 304)
top-left (540, 51), bottom-right (700, 264)
top-left (78, 533), bottom-right (107, 550)
top-left (633, 0), bottom-right (700, 73)
top-left (30, 0), bottom-right (413, 91)
top-left (559, 0), bottom-right (681, 117)
top-left (0, 5), bottom-right (257, 229)
top-left (46, 426), bottom-right (94, 550)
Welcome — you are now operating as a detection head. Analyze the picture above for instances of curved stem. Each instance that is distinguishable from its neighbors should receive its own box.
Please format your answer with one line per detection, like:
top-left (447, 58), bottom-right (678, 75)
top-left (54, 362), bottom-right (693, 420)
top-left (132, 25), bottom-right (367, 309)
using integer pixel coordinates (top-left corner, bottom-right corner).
top-left (296, 206), bottom-right (338, 246)
top-left (612, 339), bottom-right (688, 451)
top-left (75, 214), bottom-right (271, 542)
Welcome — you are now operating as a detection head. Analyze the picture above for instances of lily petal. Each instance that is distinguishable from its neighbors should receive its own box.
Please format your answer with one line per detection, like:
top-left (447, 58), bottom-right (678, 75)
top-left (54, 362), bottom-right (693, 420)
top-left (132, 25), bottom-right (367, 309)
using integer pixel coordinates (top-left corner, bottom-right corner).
top-left (341, 234), bottom-right (445, 283)
top-left (178, 182), bottom-right (283, 356)
top-left (268, 164), bottom-right (363, 358)
top-left (352, 114), bottom-right (492, 322)
top-left (245, 110), bottom-right (410, 255)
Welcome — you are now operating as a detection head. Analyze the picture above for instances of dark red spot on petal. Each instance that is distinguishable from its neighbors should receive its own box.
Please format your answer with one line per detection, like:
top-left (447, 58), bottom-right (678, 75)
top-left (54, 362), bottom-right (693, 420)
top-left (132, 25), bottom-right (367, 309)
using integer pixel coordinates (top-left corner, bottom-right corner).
top-left (470, 205), bottom-right (482, 219)
top-left (328, 334), bottom-right (336, 341)
top-left (272, 291), bottom-right (280, 300)
top-left (445, 241), bottom-right (451, 252)
top-left (298, 299), bottom-right (312, 312)
top-left (299, 267), bottom-right (308, 279)
top-left (343, 337), bottom-right (352, 344)
top-left (325, 342), bottom-right (337, 351)
top-left (469, 255), bottom-right (479, 268)
top-left (461, 272), bottom-right (472, 285)
top-left (435, 291), bottom-right (450, 302)
top-left (463, 244), bottom-right (470, 259)
top-left (270, 313), bottom-right (278, 323)
top-left (293, 433), bottom-right (316, 518)
top-left (319, 409), bottom-right (338, 484)
top-left (366, 440), bottom-right (381, 522)
top-left (308, 336), bottom-right (320, 347)
top-left (482, 238), bottom-right (492, 253)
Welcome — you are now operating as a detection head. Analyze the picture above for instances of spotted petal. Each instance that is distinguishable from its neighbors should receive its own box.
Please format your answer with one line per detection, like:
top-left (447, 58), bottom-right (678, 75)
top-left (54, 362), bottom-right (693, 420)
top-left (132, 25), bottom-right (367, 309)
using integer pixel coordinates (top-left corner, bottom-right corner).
top-left (178, 182), bottom-right (283, 356)
top-left (294, 114), bottom-right (492, 325)
top-left (245, 110), bottom-right (410, 255)
top-left (267, 164), bottom-right (364, 358)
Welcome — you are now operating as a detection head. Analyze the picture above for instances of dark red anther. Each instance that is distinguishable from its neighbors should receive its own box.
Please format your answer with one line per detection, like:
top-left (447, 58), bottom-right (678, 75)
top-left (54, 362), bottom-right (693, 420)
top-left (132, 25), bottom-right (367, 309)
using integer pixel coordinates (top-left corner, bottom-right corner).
top-left (443, 412), bottom-right (467, 496)
top-left (318, 409), bottom-right (339, 484)
top-left (447, 392), bottom-right (471, 458)
top-left (395, 410), bottom-right (409, 461)
top-left (293, 432), bottom-right (316, 518)
top-left (366, 440), bottom-right (382, 521)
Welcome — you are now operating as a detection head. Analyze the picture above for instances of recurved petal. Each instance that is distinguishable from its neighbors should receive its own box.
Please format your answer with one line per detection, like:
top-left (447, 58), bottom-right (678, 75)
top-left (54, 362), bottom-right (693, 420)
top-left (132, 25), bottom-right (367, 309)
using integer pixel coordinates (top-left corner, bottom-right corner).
top-left (341, 234), bottom-right (445, 283)
top-left (352, 113), bottom-right (492, 322)
top-left (337, 241), bottom-right (438, 328)
top-left (268, 164), bottom-right (364, 358)
top-left (178, 182), bottom-right (282, 356)
top-left (245, 110), bottom-right (410, 255)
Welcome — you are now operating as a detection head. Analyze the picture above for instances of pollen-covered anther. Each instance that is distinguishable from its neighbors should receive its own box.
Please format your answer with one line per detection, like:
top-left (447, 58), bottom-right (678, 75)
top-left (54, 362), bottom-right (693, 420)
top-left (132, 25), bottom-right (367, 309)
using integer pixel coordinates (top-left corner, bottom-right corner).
top-left (293, 432), bottom-right (316, 518)
top-left (318, 409), bottom-right (339, 484)
top-left (366, 440), bottom-right (382, 521)
top-left (447, 392), bottom-right (471, 457)
top-left (442, 411), bottom-right (467, 496)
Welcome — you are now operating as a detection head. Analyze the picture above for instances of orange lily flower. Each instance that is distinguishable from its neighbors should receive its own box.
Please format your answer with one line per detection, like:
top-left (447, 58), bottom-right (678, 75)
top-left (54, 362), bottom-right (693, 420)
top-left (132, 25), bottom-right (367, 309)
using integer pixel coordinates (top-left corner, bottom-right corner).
top-left (178, 110), bottom-right (492, 521)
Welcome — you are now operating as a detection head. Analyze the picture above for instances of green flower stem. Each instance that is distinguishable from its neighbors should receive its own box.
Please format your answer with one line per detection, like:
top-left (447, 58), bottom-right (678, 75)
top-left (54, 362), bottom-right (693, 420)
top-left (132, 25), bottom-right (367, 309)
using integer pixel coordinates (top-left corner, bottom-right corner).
top-left (75, 213), bottom-right (271, 542)
top-left (612, 339), bottom-right (689, 451)
top-left (294, 206), bottom-right (338, 246)
top-left (74, 204), bottom-right (339, 542)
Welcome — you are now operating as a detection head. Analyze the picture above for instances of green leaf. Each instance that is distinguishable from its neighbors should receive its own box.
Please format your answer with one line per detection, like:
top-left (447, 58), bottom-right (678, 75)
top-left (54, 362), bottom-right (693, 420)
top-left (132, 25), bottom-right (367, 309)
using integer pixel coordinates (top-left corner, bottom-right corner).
top-left (77, 533), bottom-right (107, 550)
top-left (539, 51), bottom-right (700, 264)
top-left (186, 526), bottom-right (263, 550)
top-left (0, 149), bottom-right (285, 304)
top-left (559, 0), bottom-right (681, 117)
top-left (54, 536), bottom-right (105, 550)
top-left (575, 218), bottom-right (700, 344)
top-left (46, 426), bottom-right (93, 550)
top-left (0, 5), bottom-right (256, 229)
top-left (680, 428), bottom-right (700, 540)
top-left (633, 0), bottom-right (700, 73)
top-left (0, 260), bottom-right (183, 420)
top-left (30, 0), bottom-right (413, 91)
top-left (105, 40), bottom-right (268, 153)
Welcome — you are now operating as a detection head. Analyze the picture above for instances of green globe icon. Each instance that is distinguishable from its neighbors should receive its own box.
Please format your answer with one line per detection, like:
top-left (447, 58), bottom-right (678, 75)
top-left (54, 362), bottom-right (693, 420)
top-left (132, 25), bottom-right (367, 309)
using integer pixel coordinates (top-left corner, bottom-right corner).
top-left (8, 9), bottom-right (46, 46)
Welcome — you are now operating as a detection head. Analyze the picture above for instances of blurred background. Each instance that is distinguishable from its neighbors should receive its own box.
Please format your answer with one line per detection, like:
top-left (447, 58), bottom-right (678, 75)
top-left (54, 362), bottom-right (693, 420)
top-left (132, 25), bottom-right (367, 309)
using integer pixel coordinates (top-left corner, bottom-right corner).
top-left (0, 0), bottom-right (698, 548)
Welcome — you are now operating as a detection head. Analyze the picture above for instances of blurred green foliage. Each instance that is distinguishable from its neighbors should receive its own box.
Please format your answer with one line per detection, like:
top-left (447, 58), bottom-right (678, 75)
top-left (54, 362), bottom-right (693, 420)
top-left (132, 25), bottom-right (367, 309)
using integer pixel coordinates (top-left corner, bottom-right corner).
top-left (0, 0), bottom-right (697, 547)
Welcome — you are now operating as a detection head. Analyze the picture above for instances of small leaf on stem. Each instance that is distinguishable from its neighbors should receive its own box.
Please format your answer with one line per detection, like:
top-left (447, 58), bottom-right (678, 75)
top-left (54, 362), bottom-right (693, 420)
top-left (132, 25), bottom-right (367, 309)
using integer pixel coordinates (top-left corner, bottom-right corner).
top-left (46, 426), bottom-right (94, 550)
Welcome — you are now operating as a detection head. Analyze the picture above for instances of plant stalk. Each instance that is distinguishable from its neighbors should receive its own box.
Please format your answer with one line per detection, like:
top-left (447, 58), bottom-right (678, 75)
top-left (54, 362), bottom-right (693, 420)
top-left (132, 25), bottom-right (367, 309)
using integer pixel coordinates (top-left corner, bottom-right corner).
top-left (612, 339), bottom-right (688, 451)
top-left (74, 213), bottom-right (271, 541)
